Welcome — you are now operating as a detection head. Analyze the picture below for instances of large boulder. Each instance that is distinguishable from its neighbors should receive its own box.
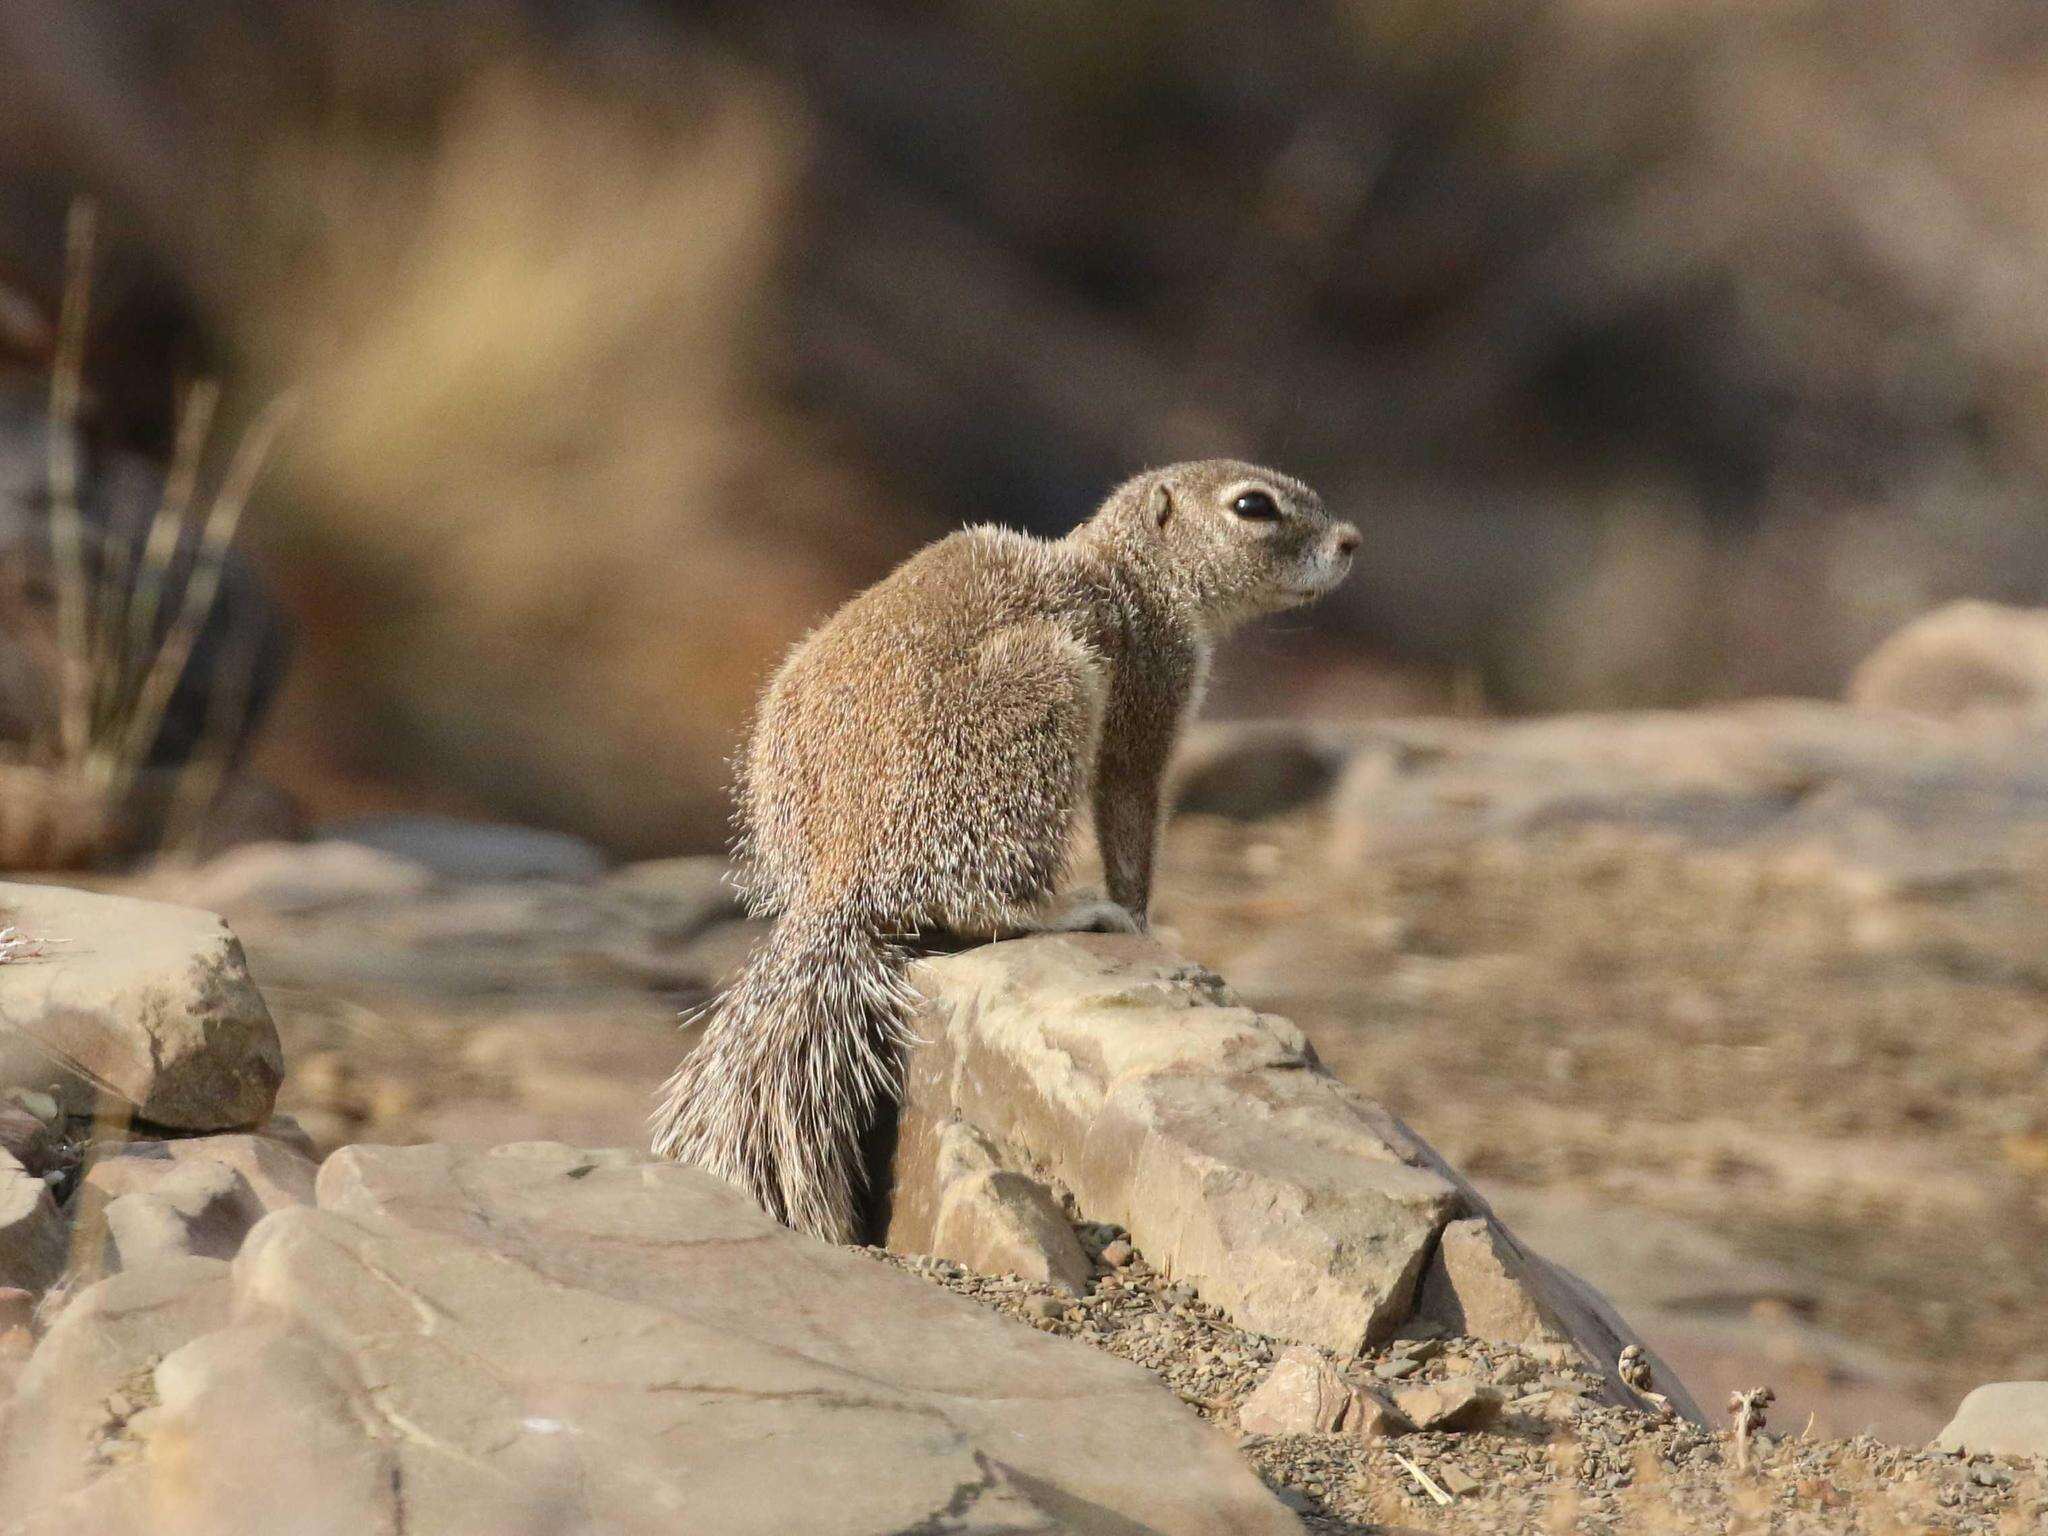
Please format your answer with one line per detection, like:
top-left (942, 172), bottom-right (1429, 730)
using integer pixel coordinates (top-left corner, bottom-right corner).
top-left (5, 1141), bottom-right (1297, 1535)
top-left (891, 934), bottom-right (1460, 1353)
top-left (1935, 1382), bottom-right (2048, 1459)
top-left (889, 933), bottom-right (1703, 1424)
top-left (0, 882), bottom-right (281, 1129)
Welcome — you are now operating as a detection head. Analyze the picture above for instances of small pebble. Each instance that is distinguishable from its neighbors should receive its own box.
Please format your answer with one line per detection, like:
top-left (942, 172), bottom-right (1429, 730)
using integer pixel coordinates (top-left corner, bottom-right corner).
top-left (1100, 1239), bottom-right (1134, 1267)
top-left (1439, 1465), bottom-right (1481, 1498)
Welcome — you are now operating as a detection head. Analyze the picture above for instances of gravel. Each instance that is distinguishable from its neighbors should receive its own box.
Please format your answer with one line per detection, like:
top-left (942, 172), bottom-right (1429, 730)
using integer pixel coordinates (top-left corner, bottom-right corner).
top-left (873, 1226), bottom-right (2047, 1535)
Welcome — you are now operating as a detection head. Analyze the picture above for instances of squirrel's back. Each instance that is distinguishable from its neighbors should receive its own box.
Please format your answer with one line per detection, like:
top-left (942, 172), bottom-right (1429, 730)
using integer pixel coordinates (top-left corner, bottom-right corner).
top-left (734, 524), bottom-right (1114, 921)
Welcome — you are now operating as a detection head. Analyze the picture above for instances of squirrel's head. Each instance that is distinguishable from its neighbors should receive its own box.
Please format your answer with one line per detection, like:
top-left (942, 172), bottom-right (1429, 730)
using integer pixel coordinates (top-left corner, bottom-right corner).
top-left (1090, 460), bottom-right (1358, 636)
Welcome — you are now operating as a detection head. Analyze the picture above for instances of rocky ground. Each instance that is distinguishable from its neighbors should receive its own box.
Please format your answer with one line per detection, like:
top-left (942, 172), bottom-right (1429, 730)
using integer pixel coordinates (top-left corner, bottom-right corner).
top-left (882, 1233), bottom-right (2041, 1536)
top-left (0, 862), bottom-right (2040, 1534)
top-left (90, 688), bottom-right (2048, 1444)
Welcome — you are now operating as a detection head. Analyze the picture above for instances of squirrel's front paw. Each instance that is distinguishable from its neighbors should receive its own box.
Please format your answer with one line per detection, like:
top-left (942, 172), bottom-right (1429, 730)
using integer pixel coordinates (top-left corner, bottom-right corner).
top-left (1033, 897), bottom-right (1145, 936)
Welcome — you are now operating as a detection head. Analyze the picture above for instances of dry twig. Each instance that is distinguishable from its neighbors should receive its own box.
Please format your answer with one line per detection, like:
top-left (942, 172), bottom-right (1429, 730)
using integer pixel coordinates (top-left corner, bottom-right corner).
top-left (1728, 1386), bottom-right (1774, 1473)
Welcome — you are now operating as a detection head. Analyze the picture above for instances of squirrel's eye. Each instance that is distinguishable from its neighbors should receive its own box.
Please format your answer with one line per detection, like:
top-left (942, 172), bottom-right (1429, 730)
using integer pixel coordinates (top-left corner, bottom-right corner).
top-left (1231, 491), bottom-right (1281, 520)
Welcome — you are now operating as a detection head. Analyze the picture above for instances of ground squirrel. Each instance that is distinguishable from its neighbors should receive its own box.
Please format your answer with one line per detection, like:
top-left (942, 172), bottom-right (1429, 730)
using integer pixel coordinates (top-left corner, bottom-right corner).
top-left (651, 460), bottom-right (1359, 1242)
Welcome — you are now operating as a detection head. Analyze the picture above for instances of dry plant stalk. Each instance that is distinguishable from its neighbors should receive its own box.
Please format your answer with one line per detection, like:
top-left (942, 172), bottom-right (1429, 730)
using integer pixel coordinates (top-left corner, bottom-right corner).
top-left (0, 926), bottom-right (57, 963)
top-left (1617, 1342), bottom-right (1676, 1421)
top-left (1389, 1449), bottom-right (1454, 1507)
top-left (1727, 1385), bottom-right (1774, 1473)
top-left (38, 196), bottom-right (294, 838)
top-left (44, 201), bottom-right (95, 765)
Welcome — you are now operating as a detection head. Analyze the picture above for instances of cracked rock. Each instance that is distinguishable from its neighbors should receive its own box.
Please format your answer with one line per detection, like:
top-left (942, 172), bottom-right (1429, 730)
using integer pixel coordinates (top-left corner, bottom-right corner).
top-left (8, 1141), bottom-right (1298, 1535)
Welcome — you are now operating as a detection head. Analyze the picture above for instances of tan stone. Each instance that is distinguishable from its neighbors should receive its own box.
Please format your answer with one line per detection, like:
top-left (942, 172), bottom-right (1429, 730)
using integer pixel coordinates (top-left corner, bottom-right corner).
top-left (165, 839), bottom-right (435, 916)
top-left (99, 1161), bottom-right (253, 1272)
top-left (1935, 1382), bottom-right (2048, 1459)
top-left (1171, 721), bottom-right (1342, 820)
top-left (894, 934), bottom-right (1460, 1353)
top-left (1343, 1382), bottom-right (1417, 1440)
top-left (82, 1132), bottom-right (317, 1215)
top-left (1389, 1376), bottom-right (1504, 1433)
top-left (146, 1325), bottom-right (407, 1536)
top-left (927, 1120), bottom-right (1091, 1293)
top-left (1237, 1344), bottom-right (1351, 1435)
top-left (36, 1140), bottom-right (1293, 1536)
top-left (73, 1133), bottom-right (317, 1274)
top-left (1417, 1216), bottom-right (1567, 1347)
top-left (0, 882), bottom-right (281, 1130)
top-left (892, 933), bottom-right (1703, 1425)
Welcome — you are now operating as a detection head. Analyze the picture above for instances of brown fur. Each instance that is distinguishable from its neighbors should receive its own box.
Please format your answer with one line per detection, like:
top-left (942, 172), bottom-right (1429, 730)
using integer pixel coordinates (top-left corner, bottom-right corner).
top-left (652, 460), bottom-right (1358, 1241)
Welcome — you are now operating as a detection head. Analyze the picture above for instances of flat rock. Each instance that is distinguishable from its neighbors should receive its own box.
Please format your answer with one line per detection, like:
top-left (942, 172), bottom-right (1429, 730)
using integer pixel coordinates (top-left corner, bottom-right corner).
top-left (1303, 701), bottom-right (2048, 893)
top-left (600, 855), bottom-right (744, 940)
top-left (1935, 1382), bottom-right (2048, 1458)
top-left (167, 840), bottom-right (436, 916)
top-left (927, 1120), bottom-right (1092, 1294)
top-left (1390, 1376), bottom-right (1504, 1433)
top-left (21, 1141), bottom-right (1295, 1535)
top-left (0, 882), bottom-right (282, 1129)
top-left (1172, 722), bottom-right (1344, 820)
top-left (894, 934), bottom-right (1460, 1353)
top-left (319, 815), bottom-right (607, 884)
top-left (0, 1147), bottom-right (63, 1292)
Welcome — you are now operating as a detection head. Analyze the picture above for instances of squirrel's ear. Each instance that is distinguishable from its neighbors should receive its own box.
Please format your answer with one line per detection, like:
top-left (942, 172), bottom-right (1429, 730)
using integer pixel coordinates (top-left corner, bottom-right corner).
top-left (1148, 482), bottom-right (1174, 529)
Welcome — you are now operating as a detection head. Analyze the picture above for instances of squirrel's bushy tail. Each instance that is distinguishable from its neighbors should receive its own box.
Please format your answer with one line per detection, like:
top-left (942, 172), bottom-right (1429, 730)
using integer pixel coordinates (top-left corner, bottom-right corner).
top-left (651, 904), bottom-right (917, 1244)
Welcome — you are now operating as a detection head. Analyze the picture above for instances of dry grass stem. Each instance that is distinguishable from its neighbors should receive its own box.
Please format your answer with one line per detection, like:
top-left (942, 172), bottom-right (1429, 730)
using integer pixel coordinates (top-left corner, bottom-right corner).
top-left (108, 387), bottom-right (296, 792)
top-left (44, 199), bottom-right (96, 765)
top-left (27, 194), bottom-right (293, 856)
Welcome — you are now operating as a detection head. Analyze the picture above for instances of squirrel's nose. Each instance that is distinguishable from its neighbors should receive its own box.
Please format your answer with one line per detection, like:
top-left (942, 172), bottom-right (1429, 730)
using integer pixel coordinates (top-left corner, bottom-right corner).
top-left (1333, 523), bottom-right (1361, 557)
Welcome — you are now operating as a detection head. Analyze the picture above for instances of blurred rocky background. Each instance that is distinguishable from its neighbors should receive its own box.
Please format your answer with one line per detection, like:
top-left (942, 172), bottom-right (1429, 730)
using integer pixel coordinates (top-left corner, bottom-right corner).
top-left (5, 0), bottom-right (2048, 851)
